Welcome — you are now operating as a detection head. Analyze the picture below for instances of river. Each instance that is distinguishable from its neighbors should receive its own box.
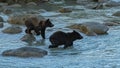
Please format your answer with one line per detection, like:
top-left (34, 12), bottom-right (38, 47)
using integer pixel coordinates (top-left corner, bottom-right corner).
top-left (0, 1), bottom-right (120, 68)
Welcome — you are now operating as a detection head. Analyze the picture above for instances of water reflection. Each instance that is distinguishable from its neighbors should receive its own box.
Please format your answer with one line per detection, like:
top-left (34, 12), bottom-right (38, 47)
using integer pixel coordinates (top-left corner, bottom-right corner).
top-left (49, 47), bottom-right (81, 56)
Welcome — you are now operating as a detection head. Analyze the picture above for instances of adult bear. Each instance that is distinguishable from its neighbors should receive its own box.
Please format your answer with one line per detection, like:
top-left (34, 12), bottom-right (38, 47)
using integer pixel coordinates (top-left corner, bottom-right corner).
top-left (49, 30), bottom-right (83, 49)
top-left (25, 17), bottom-right (54, 39)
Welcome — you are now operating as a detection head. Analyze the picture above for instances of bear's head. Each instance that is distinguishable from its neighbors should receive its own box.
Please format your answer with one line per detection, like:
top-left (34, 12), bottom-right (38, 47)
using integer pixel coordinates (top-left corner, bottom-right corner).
top-left (38, 19), bottom-right (54, 28)
top-left (72, 30), bottom-right (83, 40)
top-left (45, 19), bottom-right (54, 27)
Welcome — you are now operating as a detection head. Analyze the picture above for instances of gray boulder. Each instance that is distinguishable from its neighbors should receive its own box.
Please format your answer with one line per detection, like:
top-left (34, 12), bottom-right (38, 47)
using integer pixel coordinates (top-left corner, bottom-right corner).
top-left (20, 34), bottom-right (36, 43)
top-left (2, 26), bottom-right (22, 34)
top-left (3, 8), bottom-right (13, 14)
top-left (59, 7), bottom-right (72, 13)
top-left (105, 1), bottom-right (120, 7)
top-left (112, 11), bottom-right (120, 17)
top-left (2, 47), bottom-right (48, 57)
top-left (67, 22), bottom-right (109, 36)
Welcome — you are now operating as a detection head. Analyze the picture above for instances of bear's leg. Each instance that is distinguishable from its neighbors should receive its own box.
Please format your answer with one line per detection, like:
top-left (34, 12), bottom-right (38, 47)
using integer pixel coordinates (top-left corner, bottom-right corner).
top-left (34, 27), bottom-right (41, 35)
top-left (41, 29), bottom-right (45, 39)
top-left (64, 42), bottom-right (73, 49)
top-left (25, 29), bottom-right (28, 33)
top-left (28, 28), bottom-right (33, 34)
top-left (49, 45), bottom-right (58, 48)
top-left (26, 26), bottom-right (34, 34)
top-left (34, 29), bottom-right (40, 35)
top-left (25, 28), bottom-right (32, 34)
top-left (69, 42), bottom-right (73, 46)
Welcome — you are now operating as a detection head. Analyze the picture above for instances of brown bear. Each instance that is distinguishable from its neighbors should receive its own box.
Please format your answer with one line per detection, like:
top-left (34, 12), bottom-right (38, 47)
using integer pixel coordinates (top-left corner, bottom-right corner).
top-left (49, 30), bottom-right (83, 49)
top-left (25, 18), bottom-right (54, 39)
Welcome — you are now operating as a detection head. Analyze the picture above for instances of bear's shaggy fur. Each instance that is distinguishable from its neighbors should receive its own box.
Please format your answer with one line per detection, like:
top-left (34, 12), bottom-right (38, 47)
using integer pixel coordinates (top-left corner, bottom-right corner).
top-left (49, 30), bottom-right (83, 49)
top-left (25, 18), bottom-right (54, 39)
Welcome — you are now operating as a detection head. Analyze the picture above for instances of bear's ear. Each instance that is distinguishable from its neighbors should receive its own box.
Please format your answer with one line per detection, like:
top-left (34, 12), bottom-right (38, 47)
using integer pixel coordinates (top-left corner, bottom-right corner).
top-left (46, 19), bottom-right (50, 22)
top-left (73, 30), bottom-right (76, 33)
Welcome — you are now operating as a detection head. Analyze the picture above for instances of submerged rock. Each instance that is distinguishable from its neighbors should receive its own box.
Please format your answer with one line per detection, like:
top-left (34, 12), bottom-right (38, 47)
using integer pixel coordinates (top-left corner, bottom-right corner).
top-left (27, 2), bottom-right (37, 6)
top-left (0, 22), bottom-right (4, 28)
top-left (112, 11), bottom-right (120, 17)
top-left (105, 1), bottom-right (120, 7)
top-left (103, 21), bottom-right (120, 26)
top-left (59, 7), bottom-right (72, 13)
top-left (2, 47), bottom-right (48, 57)
top-left (2, 26), bottom-right (22, 34)
top-left (3, 8), bottom-right (13, 14)
top-left (0, 16), bottom-right (4, 22)
top-left (86, 3), bottom-right (104, 9)
top-left (67, 22), bottom-right (109, 36)
top-left (8, 4), bottom-right (22, 8)
top-left (1, 0), bottom-right (49, 5)
top-left (20, 34), bottom-right (36, 43)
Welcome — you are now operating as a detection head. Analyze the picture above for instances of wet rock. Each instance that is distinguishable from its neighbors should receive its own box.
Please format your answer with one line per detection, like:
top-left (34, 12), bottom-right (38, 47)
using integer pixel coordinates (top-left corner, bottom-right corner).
top-left (0, 3), bottom-right (8, 7)
top-left (8, 4), bottom-right (22, 8)
top-left (20, 34), bottom-right (36, 43)
top-left (27, 2), bottom-right (37, 6)
top-left (67, 22), bottom-right (109, 36)
top-left (0, 22), bottom-right (4, 28)
top-left (2, 26), bottom-right (22, 34)
top-left (112, 11), bottom-right (120, 17)
top-left (103, 21), bottom-right (120, 26)
top-left (0, 16), bottom-right (3, 22)
top-left (77, 0), bottom-right (108, 3)
top-left (105, 1), bottom-right (120, 7)
top-left (50, 0), bottom-right (65, 5)
top-left (2, 47), bottom-right (48, 57)
top-left (92, 0), bottom-right (108, 2)
top-left (76, 0), bottom-right (90, 4)
top-left (3, 8), bottom-right (12, 14)
top-left (8, 13), bottom-right (45, 25)
top-left (86, 3), bottom-right (104, 9)
top-left (59, 7), bottom-right (72, 13)
top-left (38, 9), bottom-right (47, 13)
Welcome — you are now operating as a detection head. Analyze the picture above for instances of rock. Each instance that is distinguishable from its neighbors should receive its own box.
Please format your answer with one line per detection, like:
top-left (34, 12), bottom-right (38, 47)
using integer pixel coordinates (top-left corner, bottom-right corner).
top-left (76, 0), bottom-right (91, 5)
top-left (76, 0), bottom-right (111, 5)
top-left (8, 13), bottom-right (45, 25)
top-left (103, 22), bottom-right (120, 26)
top-left (27, 2), bottom-right (37, 6)
top-left (2, 26), bottom-right (22, 34)
top-left (8, 4), bottom-right (22, 8)
top-left (0, 0), bottom-right (48, 5)
top-left (92, 0), bottom-right (108, 2)
top-left (86, 3), bottom-right (104, 9)
top-left (67, 22), bottom-right (109, 36)
top-left (20, 34), bottom-right (36, 43)
top-left (38, 9), bottom-right (47, 13)
top-left (3, 8), bottom-right (12, 14)
top-left (105, 1), bottom-right (120, 7)
top-left (0, 16), bottom-right (3, 22)
top-left (2, 47), bottom-right (48, 57)
top-left (59, 7), bottom-right (72, 13)
top-left (112, 11), bottom-right (120, 17)
top-left (0, 22), bottom-right (3, 28)
top-left (0, 3), bottom-right (8, 7)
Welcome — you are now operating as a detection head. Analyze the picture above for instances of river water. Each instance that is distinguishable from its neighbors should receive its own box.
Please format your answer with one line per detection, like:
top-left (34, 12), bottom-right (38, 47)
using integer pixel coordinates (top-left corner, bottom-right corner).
top-left (0, 2), bottom-right (120, 68)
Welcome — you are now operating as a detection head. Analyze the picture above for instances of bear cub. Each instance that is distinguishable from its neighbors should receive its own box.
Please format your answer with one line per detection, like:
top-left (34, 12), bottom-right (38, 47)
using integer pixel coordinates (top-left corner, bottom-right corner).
top-left (25, 18), bottom-right (54, 39)
top-left (49, 30), bottom-right (83, 49)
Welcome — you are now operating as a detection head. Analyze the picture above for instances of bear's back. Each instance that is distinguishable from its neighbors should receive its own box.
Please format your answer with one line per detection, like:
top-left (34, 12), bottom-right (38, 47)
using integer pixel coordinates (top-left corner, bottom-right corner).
top-left (50, 31), bottom-right (67, 39)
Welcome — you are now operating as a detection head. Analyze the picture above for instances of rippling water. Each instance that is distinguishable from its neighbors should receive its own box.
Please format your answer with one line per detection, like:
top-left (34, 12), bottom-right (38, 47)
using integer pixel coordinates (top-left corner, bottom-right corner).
top-left (0, 3), bottom-right (120, 68)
